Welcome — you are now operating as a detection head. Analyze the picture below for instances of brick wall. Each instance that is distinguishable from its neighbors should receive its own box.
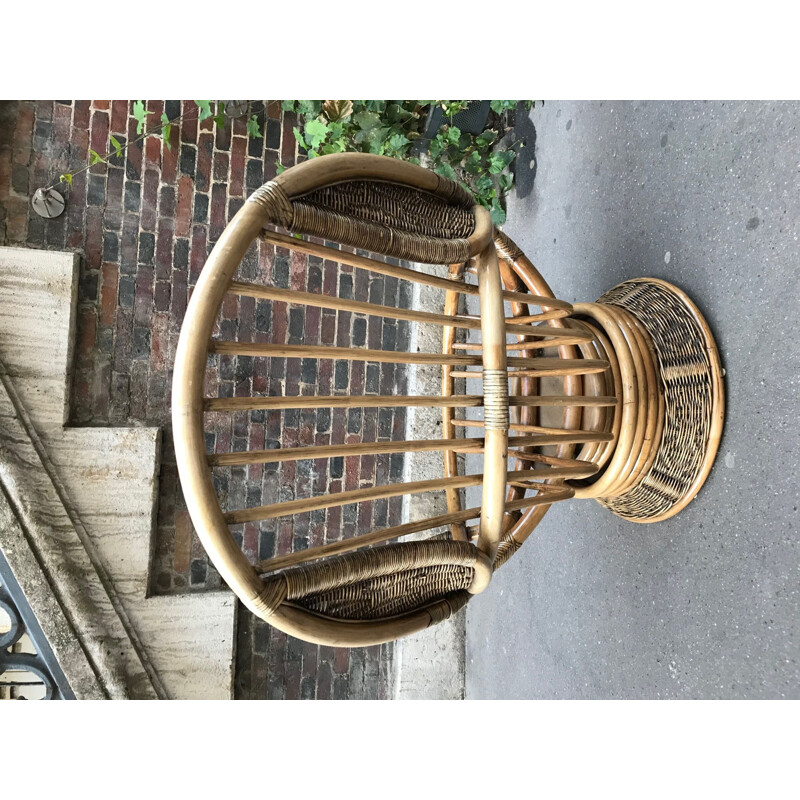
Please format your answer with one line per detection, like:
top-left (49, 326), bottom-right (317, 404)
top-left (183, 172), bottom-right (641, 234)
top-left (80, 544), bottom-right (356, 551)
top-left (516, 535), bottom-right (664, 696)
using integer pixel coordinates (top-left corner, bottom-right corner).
top-left (0, 100), bottom-right (412, 699)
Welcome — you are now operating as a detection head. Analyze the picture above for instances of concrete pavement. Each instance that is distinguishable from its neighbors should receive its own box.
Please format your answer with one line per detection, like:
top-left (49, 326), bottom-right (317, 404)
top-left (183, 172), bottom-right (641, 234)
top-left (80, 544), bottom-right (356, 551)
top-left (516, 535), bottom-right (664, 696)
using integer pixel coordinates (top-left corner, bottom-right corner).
top-left (466, 101), bottom-right (800, 699)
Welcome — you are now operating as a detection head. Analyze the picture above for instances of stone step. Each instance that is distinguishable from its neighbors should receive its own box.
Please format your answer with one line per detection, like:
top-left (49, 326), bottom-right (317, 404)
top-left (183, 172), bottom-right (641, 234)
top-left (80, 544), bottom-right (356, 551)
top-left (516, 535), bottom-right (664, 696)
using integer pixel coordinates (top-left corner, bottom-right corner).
top-left (0, 245), bottom-right (235, 699)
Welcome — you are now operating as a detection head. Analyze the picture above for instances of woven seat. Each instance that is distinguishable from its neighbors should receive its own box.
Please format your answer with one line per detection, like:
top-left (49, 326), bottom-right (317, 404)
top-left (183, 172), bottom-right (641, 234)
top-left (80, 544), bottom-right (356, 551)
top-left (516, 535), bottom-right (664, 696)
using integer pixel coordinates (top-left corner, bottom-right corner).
top-left (172, 152), bottom-right (724, 647)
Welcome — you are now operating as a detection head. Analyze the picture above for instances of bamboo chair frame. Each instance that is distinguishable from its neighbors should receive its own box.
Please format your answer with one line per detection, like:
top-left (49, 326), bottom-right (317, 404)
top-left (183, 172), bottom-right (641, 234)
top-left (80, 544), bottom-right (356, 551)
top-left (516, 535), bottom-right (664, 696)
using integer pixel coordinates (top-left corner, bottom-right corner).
top-left (172, 152), bottom-right (724, 648)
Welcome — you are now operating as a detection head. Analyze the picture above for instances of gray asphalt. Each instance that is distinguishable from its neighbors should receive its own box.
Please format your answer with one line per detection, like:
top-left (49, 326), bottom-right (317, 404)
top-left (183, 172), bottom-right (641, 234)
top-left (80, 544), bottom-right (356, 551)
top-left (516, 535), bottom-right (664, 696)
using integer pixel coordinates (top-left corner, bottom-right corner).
top-left (466, 101), bottom-right (800, 699)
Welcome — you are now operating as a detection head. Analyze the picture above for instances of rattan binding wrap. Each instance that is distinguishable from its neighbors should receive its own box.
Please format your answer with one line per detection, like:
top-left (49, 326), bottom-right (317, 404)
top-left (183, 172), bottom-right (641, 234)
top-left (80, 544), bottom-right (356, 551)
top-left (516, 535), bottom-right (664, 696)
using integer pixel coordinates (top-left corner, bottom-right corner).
top-left (482, 368), bottom-right (510, 430)
top-left (260, 540), bottom-right (477, 621)
top-left (596, 279), bottom-right (721, 520)
top-left (249, 179), bottom-right (475, 264)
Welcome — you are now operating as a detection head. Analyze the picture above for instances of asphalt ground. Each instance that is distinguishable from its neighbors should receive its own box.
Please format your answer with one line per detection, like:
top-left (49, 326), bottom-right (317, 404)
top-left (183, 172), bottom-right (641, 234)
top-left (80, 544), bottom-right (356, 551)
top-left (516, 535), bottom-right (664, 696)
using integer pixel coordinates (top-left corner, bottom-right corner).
top-left (466, 101), bottom-right (800, 699)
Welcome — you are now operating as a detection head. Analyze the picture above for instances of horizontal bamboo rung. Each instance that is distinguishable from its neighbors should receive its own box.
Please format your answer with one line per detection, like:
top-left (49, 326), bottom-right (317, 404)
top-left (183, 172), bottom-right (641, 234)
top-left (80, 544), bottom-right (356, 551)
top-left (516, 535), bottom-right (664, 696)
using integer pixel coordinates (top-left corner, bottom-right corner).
top-left (230, 280), bottom-right (545, 336)
top-left (506, 463), bottom-right (599, 482)
top-left (226, 470), bottom-right (537, 525)
top-left (210, 340), bottom-right (595, 368)
top-left (452, 420), bottom-right (614, 443)
top-left (259, 230), bottom-right (571, 309)
top-left (204, 393), bottom-right (620, 412)
top-left (209, 434), bottom-right (566, 466)
top-left (253, 487), bottom-right (573, 574)
top-left (205, 394), bottom-right (486, 412)
top-left (452, 336), bottom-right (594, 351)
top-left (509, 395), bottom-right (619, 407)
top-left (208, 437), bottom-right (485, 466)
top-left (450, 362), bottom-right (609, 379)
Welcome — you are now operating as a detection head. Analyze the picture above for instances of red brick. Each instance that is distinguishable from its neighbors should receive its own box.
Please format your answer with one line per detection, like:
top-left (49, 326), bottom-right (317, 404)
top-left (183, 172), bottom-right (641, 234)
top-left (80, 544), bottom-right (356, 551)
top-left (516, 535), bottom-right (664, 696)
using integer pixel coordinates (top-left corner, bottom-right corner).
top-left (171, 268), bottom-right (187, 323)
top-left (53, 103), bottom-right (72, 151)
top-left (12, 103), bottom-right (35, 165)
top-left (213, 150), bottom-right (229, 184)
top-left (5, 196), bottom-right (27, 243)
top-left (181, 101), bottom-right (198, 144)
top-left (196, 133), bottom-right (213, 193)
top-left (161, 126), bottom-right (179, 183)
top-left (154, 279), bottom-right (171, 313)
top-left (73, 100), bottom-right (91, 131)
top-left (281, 113), bottom-right (297, 166)
top-left (134, 265), bottom-right (154, 327)
top-left (150, 311), bottom-right (170, 372)
top-left (110, 100), bottom-right (128, 134)
top-left (92, 100), bottom-right (110, 110)
top-left (90, 110), bottom-right (110, 175)
top-left (229, 137), bottom-right (246, 196)
top-left (126, 117), bottom-right (142, 180)
top-left (142, 102), bottom-right (164, 167)
top-left (77, 306), bottom-right (98, 363)
top-left (190, 224), bottom-right (208, 281)
top-left (100, 262), bottom-right (119, 326)
top-left (155, 217), bottom-right (174, 281)
top-left (233, 115), bottom-right (248, 137)
top-left (175, 175), bottom-right (193, 237)
top-left (210, 182), bottom-right (227, 241)
top-left (242, 523), bottom-right (258, 561)
top-left (290, 250), bottom-right (307, 291)
top-left (174, 510), bottom-right (193, 573)
top-left (0, 150), bottom-right (11, 204)
top-left (140, 168), bottom-right (159, 231)
top-left (84, 207), bottom-right (104, 270)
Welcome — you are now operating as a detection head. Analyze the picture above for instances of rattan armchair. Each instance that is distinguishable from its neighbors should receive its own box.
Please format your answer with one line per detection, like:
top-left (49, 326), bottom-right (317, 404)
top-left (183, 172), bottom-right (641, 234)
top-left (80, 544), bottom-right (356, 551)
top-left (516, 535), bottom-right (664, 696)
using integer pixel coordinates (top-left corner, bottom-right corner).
top-left (172, 153), bottom-right (724, 647)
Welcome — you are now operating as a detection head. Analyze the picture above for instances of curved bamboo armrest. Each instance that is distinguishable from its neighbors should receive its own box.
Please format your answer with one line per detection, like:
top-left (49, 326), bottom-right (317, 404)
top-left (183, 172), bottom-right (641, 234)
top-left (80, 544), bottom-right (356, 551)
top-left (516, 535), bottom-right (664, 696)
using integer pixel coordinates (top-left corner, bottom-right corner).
top-left (473, 243), bottom-right (509, 563)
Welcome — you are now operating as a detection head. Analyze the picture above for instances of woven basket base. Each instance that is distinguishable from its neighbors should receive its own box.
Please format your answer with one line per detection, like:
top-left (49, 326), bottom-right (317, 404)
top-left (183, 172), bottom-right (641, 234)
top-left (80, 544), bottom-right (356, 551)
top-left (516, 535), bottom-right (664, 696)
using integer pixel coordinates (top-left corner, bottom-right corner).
top-left (595, 278), bottom-right (725, 523)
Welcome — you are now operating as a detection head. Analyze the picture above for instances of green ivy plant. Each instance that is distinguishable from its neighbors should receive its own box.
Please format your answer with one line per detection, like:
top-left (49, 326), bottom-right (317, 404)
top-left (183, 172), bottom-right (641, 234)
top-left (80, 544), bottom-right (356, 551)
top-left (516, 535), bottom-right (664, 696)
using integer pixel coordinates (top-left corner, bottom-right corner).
top-left (279, 100), bottom-right (532, 225)
top-left (50, 100), bottom-right (262, 190)
top-left (48, 100), bottom-right (534, 226)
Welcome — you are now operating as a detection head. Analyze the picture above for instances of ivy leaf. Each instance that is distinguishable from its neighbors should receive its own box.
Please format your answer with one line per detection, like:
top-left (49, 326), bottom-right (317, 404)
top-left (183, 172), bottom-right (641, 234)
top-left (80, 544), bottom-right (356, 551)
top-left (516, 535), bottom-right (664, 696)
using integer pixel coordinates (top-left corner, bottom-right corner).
top-left (475, 129), bottom-right (498, 149)
top-left (475, 174), bottom-right (494, 194)
top-left (276, 162), bottom-right (286, 174)
top-left (109, 135), bottom-right (123, 161)
top-left (490, 100), bottom-right (516, 114)
top-left (296, 100), bottom-right (323, 117)
top-left (247, 114), bottom-right (263, 139)
top-left (194, 100), bottom-right (213, 122)
top-left (59, 172), bottom-right (73, 186)
top-left (365, 126), bottom-right (390, 154)
top-left (428, 136), bottom-right (444, 160)
top-left (303, 118), bottom-right (329, 149)
top-left (488, 150), bottom-right (515, 174)
top-left (160, 113), bottom-right (172, 151)
top-left (281, 101), bottom-right (296, 112)
top-left (89, 149), bottom-right (108, 166)
top-left (433, 162), bottom-right (457, 181)
top-left (498, 172), bottom-right (514, 192)
top-left (446, 125), bottom-right (462, 146)
top-left (353, 110), bottom-right (381, 133)
top-left (489, 198), bottom-right (506, 226)
top-left (464, 150), bottom-right (484, 175)
top-left (213, 101), bottom-right (226, 128)
top-left (386, 133), bottom-right (410, 153)
top-left (132, 100), bottom-right (153, 135)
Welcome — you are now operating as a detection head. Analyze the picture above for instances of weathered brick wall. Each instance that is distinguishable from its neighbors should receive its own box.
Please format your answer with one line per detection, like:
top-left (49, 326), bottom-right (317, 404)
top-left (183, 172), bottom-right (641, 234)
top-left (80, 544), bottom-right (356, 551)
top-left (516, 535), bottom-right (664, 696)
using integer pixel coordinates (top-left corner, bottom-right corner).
top-left (0, 100), bottom-right (408, 699)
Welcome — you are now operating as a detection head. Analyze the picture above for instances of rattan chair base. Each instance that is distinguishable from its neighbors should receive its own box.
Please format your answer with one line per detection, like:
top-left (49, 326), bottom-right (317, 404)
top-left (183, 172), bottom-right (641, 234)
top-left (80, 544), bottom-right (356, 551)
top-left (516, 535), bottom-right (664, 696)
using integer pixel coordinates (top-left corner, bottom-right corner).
top-left (592, 278), bottom-right (725, 522)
